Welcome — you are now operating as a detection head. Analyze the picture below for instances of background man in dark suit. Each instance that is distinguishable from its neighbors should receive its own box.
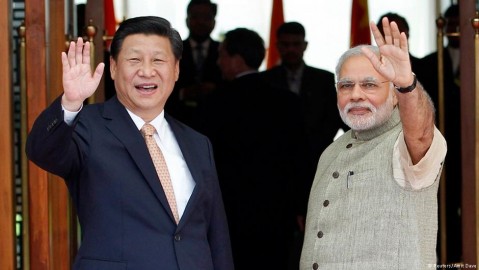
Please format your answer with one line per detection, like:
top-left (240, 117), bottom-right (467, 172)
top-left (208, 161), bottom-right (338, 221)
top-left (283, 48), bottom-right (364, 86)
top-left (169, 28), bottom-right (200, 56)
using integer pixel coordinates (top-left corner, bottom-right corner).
top-left (261, 21), bottom-right (347, 214)
top-left (26, 16), bottom-right (233, 270)
top-left (196, 27), bottom-right (309, 270)
top-left (166, 0), bottom-right (222, 128)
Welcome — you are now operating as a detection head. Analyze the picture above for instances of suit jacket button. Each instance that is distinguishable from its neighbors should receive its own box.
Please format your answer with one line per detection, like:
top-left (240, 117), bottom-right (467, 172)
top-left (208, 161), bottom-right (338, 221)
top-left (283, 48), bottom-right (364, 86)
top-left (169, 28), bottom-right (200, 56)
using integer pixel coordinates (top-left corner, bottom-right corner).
top-left (313, 262), bottom-right (319, 270)
top-left (174, 234), bottom-right (181, 241)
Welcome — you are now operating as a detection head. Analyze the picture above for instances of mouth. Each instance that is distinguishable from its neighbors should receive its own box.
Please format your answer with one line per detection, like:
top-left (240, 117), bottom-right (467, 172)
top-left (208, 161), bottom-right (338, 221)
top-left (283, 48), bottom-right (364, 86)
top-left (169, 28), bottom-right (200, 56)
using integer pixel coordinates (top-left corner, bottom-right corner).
top-left (347, 107), bottom-right (371, 115)
top-left (135, 83), bottom-right (158, 92)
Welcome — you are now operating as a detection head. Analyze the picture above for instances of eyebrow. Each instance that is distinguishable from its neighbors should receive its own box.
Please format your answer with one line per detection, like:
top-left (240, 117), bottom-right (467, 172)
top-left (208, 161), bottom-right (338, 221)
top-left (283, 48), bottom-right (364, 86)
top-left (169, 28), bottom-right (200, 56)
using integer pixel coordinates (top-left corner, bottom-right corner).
top-left (337, 76), bottom-right (380, 82)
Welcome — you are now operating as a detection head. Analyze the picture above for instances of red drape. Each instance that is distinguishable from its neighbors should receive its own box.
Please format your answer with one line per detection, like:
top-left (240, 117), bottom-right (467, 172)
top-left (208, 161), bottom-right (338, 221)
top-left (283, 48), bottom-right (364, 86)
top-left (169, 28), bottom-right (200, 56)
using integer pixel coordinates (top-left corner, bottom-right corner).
top-left (104, 0), bottom-right (116, 50)
top-left (266, 0), bottom-right (284, 69)
top-left (350, 0), bottom-right (371, 47)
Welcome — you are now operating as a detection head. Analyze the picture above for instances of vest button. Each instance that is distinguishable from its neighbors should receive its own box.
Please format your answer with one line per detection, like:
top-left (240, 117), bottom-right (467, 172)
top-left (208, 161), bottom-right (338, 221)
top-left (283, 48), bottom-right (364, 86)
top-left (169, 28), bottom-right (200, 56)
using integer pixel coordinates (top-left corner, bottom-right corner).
top-left (346, 143), bottom-right (353, 148)
top-left (317, 231), bottom-right (324, 238)
top-left (332, 171), bottom-right (339, 178)
top-left (313, 263), bottom-right (319, 270)
top-left (323, 200), bottom-right (329, 207)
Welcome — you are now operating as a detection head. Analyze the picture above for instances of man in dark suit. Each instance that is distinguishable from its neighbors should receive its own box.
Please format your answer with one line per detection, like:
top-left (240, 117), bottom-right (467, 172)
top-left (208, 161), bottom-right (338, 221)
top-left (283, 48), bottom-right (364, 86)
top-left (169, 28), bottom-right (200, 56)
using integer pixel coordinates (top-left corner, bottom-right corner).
top-left (196, 28), bottom-right (309, 270)
top-left (166, 0), bottom-right (222, 128)
top-left (261, 22), bottom-right (346, 208)
top-left (26, 16), bottom-right (233, 270)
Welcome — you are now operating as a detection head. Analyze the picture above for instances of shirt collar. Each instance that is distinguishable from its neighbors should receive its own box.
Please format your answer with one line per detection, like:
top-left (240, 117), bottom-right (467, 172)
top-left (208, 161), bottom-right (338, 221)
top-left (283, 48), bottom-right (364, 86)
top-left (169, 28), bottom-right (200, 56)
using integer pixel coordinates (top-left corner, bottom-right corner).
top-left (128, 109), bottom-right (167, 137)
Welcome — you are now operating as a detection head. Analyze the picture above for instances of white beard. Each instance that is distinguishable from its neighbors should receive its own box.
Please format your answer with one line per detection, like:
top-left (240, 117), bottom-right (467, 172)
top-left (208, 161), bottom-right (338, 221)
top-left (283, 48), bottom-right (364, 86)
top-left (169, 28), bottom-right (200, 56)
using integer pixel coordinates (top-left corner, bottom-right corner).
top-left (339, 91), bottom-right (395, 131)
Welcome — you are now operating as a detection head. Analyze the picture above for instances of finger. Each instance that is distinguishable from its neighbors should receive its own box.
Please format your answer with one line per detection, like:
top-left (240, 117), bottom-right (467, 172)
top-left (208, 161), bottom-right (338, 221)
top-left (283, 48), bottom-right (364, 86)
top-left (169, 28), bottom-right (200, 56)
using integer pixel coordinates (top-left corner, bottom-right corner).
top-left (370, 21), bottom-right (385, 46)
top-left (360, 46), bottom-right (380, 69)
top-left (381, 17), bottom-right (393, 44)
top-left (61, 51), bottom-right (70, 73)
top-left (400, 32), bottom-right (409, 52)
top-left (67, 41), bottom-right (76, 67)
top-left (83, 41), bottom-right (91, 66)
top-left (390, 21), bottom-right (401, 47)
top-left (75, 37), bottom-right (84, 66)
top-left (93, 63), bottom-right (105, 82)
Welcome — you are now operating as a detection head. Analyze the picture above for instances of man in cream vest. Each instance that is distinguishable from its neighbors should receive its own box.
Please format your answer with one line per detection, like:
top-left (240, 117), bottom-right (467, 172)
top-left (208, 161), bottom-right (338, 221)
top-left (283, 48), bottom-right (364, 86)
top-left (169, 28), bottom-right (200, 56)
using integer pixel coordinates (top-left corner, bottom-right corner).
top-left (300, 18), bottom-right (447, 270)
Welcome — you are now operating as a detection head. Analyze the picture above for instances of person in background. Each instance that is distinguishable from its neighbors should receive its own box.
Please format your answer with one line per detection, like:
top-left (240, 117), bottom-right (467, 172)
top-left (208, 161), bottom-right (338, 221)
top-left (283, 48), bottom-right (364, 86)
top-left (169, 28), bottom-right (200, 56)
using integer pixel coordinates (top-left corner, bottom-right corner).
top-left (166, 0), bottom-right (222, 128)
top-left (262, 22), bottom-right (346, 166)
top-left (196, 27), bottom-right (309, 270)
top-left (26, 16), bottom-right (233, 270)
top-left (300, 18), bottom-right (446, 269)
top-left (261, 22), bottom-right (347, 220)
top-left (419, 4), bottom-right (462, 263)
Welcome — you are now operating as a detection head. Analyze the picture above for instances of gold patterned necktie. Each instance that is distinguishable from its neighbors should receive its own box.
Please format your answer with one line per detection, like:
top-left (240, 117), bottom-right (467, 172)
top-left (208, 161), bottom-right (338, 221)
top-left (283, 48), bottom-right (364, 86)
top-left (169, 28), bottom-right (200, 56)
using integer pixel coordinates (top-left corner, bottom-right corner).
top-left (141, 123), bottom-right (179, 224)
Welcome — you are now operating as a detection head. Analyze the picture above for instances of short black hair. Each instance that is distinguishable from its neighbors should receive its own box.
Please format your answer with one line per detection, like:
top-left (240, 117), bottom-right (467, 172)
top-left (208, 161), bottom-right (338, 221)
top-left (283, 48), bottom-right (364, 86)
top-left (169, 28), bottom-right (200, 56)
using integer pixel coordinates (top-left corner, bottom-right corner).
top-left (110, 16), bottom-right (183, 61)
top-left (223, 28), bottom-right (265, 69)
top-left (444, 4), bottom-right (459, 18)
top-left (276, 22), bottom-right (306, 38)
top-left (187, 0), bottom-right (217, 16)
top-left (376, 12), bottom-right (409, 34)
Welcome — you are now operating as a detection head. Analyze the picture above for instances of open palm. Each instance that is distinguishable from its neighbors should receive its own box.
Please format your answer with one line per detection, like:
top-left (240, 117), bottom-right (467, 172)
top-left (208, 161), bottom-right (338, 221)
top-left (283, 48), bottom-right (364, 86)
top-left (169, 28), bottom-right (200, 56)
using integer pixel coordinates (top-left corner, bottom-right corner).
top-left (62, 37), bottom-right (105, 104)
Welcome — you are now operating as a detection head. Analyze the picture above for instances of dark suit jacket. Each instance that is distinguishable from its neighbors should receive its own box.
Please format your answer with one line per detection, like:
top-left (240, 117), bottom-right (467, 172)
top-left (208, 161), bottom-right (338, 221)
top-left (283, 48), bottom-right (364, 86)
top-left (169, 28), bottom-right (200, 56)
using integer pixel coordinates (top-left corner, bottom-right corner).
top-left (166, 38), bottom-right (223, 127)
top-left (196, 73), bottom-right (309, 270)
top-left (261, 64), bottom-right (347, 183)
top-left (176, 38), bottom-right (222, 90)
top-left (26, 95), bottom-right (234, 270)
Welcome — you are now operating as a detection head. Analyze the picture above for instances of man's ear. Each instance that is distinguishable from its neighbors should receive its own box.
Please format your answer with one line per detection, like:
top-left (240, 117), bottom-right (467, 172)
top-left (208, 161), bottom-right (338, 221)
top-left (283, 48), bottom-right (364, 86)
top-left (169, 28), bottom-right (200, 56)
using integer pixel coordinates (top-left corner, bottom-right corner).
top-left (109, 56), bottom-right (116, 80)
top-left (174, 60), bottom-right (180, 82)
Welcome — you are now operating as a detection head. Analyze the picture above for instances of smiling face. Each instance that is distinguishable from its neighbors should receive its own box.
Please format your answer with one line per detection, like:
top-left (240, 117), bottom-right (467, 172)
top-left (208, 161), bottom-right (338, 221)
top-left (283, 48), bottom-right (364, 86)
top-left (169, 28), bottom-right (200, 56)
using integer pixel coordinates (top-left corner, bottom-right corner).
top-left (110, 34), bottom-right (179, 122)
top-left (337, 55), bottom-right (397, 131)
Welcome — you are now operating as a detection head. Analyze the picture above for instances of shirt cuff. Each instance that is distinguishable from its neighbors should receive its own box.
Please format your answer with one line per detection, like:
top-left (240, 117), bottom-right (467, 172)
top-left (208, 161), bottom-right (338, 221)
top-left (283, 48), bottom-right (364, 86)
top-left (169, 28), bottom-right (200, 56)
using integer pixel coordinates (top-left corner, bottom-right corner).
top-left (394, 127), bottom-right (447, 190)
top-left (62, 104), bottom-right (82, 126)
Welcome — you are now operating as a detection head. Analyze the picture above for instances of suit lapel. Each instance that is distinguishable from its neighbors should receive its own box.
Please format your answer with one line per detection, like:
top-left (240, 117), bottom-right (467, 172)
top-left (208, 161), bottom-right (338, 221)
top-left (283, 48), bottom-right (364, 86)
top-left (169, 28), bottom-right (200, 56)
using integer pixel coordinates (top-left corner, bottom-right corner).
top-left (165, 114), bottom-right (204, 227)
top-left (102, 97), bottom-right (177, 223)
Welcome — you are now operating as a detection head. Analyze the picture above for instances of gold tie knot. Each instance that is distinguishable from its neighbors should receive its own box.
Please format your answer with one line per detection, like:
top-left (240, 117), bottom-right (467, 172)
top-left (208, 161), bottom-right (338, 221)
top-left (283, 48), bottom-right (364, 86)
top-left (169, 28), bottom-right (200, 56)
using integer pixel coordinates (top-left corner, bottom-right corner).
top-left (141, 123), bottom-right (156, 137)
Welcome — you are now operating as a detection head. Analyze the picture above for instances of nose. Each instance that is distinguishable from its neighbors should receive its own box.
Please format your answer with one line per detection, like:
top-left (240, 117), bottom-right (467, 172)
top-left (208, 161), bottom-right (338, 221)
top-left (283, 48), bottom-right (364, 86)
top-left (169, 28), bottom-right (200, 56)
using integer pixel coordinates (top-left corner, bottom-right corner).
top-left (349, 83), bottom-right (366, 100)
top-left (138, 62), bottom-right (155, 77)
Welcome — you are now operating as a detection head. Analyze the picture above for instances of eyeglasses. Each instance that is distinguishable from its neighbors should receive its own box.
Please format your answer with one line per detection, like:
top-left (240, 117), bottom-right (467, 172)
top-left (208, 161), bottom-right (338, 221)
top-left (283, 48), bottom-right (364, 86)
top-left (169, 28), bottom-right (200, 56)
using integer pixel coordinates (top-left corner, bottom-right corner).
top-left (336, 79), bottom-right (390, 94)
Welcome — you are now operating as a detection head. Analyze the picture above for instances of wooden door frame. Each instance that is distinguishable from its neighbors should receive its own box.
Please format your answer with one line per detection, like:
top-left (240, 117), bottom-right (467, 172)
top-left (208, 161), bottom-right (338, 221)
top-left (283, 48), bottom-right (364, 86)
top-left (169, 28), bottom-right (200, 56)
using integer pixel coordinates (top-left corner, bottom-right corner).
top-left (0, 0), bottom-right (16, 267)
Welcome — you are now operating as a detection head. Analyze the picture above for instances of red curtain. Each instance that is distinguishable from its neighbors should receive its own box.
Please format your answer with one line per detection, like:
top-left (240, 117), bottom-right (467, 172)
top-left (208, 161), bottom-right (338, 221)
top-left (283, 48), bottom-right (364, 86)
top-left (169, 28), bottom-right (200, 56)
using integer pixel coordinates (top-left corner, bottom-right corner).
top-left (350, 0), bottom-right (371, 47)
top-left (104, 0), bottom-right (116, 50)
top-left (266, 0), bottom-right (284, 69)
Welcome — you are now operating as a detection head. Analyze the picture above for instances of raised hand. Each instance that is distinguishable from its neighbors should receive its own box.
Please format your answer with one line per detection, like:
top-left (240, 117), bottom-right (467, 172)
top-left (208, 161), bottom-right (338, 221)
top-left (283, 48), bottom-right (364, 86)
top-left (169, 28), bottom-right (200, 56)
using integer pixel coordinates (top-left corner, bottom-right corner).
top-left (361, 17), bottom-right (414, 88)
top-left (61, 37), bottom-right (105, 111)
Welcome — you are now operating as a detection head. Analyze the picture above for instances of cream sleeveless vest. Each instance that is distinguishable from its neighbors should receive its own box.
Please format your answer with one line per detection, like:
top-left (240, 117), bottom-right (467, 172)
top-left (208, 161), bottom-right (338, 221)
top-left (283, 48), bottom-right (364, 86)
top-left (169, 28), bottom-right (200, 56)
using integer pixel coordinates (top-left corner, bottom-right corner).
top-left (300, 109), bottom-right (441, 270)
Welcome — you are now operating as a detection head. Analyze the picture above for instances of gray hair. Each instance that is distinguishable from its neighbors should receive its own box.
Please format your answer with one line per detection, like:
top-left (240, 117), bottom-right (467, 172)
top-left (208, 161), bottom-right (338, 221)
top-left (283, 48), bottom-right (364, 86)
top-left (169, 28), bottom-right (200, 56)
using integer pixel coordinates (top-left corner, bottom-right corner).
top-left (335, 45), bottom-right (380, 81)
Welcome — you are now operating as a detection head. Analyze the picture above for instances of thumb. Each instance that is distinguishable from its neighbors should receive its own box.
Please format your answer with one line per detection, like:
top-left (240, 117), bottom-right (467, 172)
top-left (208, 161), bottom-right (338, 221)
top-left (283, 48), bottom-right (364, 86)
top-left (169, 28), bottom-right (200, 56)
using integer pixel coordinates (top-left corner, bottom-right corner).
top-left (92, 62), bottom-right (105, 82)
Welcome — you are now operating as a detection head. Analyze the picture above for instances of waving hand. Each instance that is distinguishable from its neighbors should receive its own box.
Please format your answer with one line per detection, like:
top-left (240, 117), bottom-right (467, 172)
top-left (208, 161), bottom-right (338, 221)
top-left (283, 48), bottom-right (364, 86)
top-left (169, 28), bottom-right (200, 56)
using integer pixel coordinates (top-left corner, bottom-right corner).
top-left (361, 17), bottom-right (414, 88)
top-left (61, 37), bottom-right (105, 111)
